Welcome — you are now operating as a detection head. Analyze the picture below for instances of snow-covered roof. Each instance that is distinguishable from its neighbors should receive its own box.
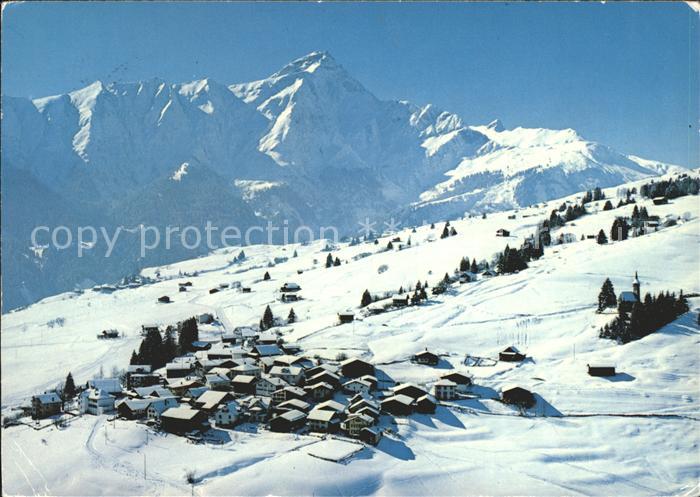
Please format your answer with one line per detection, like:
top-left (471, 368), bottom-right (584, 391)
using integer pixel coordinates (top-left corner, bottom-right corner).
top-left (232, 374), bottom-right (256, 384)
top-left (278, 399), bottom-right (310, 411)
top-left (307, 408), bottom-right (337, 422)
top-left (253, 344), bottom-right (283, 356)
top-left (270, 365), bottom-right (303, 376)
top-left (619, 291), bottom-right (638, 302)
top-left (88, 388), bottom-right (114, 401)
top-left (161, 406), bottom-right (202, 420)
top-left (316, 400), bottom-right (346, 412)
top-left (434, 379), bottom-right (457, 387)
top-left (385, 394), bottom-right (414, 406)
top-left (34, 392), bottom-right (61, 404)
top-left (277, 409), bottom-right (306, 422)
top-left (88, 378), bottom-right (121, 393)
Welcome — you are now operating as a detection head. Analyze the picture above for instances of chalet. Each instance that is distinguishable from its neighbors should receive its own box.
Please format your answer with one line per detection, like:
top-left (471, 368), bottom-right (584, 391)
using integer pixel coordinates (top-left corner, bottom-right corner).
top-left (343, 378), bottom-right (372, 395)
top-left (433, 379), bottom-right (458, 400)
top-left (116, 398), bottom-right (152, 419)
top-left (440, 372), bottom-right (472, 392)
top-left (231, 375), bottom-right (257, 394)
top-left (412, 349), bottom-right (439, 366)
top-left (232, 363), bottom-right (261, 378)
top-left (194, 391), bottom-right (235, 413)
top-left (240, 396), bottom-right (271, 423)
top-left (355, 405), bottom-right (381, 421)
top-left (141, 324), bottom-right (160, 336)
top-left (256, 376), bottom-right (289, 397)
top-left (257, 331), bottom-right (278, 345)
top-left (307, 408), bottom-right (340, 433)
top-left (280, 282), bottom-right (301, 293)
top-left (619, 272), bottom-right (642, 313)
top-left (281, 293), bottom-right (300, 303)
top-left (338, 311), bottom-right (355, 324)
top-left (273, 355), bottom-right (314, 370)
top-left (167, 377), bottom-right (204, 397)
top-left (306, 363), bottom-right (339, 379)
top-left (157, 296), bottom-right (171, 304)
top-left (269, 366), bottom-right (304, 385)
top-left (130, 386), bottom-right (172, 399)
top-left (316, 399), bottom-right (346, 413)
top-left (269, 409), bottom-right (307, 432)
top-left (381, 394), bottom-right (414, 415)
top-left (214, 400), bottom-right (240, 427)
top-left (146, 397), bottom-right (178, 421)
top-left (340, 357), bottom-right (375, 378)
top-left (652, 196), bottom-right (668, 205)
top-left (251, 344), bottom-right (283, 358)
top-left (191, 341), bottom-right (212, 351)
top-left (342, 413), bottom-right (375, 437)
top-left (499, 346), bottom-right (526, 362)
top-left (281, 342), bottom-right (303, 355)
top-left (305, 382), bottom-right (334, 401)
top-left (307, 370), bottom-right (341, 388)
top-left (392, 295), bottom-right (410, 307)
top-left (391, 383), bottom-right (429, 400)
top-left (83, 389), bottom-right (115, 415)
top-left (88, 378), bottom-right (122, 396)
top-left (275, 399), bottom-right (311, 414)
top-left (197, 313), bottom-right (215, 325)
top-left (31, 392), bottom-right (62, 419)
top-left (160, 406), bottom-right (209, 434)
top-left (496, 228), bottom-right (511, 237)
top-left (97, 329), bottom-right (120, 339)
top-left (459, 272), bottom-right (476, 284)
top-left (501, 385), bottom-right (536, 408)
top-left (272, 386), bottom-right (306, 403)
top-left (359, 427), bottom-right (382, 446)
top-left (166, 361), bottom-right (195, 379)
top-left (587, 365), bottom-right (617, 377)
top-left (348, 396), bottom-right (380, 414)
top-left (415, 394), bottom-right (437, 414)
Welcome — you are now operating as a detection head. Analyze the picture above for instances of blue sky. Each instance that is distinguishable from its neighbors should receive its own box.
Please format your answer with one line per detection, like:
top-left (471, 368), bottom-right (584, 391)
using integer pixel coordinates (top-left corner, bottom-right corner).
top-left (2, 2), bottom-right (697, 167)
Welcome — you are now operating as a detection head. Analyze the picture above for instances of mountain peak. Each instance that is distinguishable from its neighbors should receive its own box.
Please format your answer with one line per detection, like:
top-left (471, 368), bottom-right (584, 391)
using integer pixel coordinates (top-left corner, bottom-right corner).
top-left (487, 119), bottom-right (504, 132)
top-left (274, 50), bottom-right (341, 77)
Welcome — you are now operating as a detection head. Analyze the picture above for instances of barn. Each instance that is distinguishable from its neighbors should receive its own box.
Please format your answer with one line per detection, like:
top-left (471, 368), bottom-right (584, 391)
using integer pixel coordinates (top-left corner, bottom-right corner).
top-left (340, 357), bottom-right (375, 378)
top-left (501, 385), bottom-right (535, 408)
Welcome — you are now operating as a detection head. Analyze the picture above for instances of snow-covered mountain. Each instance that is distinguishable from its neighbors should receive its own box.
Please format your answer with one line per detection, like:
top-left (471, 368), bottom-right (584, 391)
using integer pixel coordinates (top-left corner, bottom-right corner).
top-left (1, 51), bottom-right (685, 310)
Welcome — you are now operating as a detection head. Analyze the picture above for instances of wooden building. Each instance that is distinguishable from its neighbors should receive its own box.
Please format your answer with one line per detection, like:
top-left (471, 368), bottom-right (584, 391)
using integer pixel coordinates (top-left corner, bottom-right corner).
top-left (500, 385), bottom-right (535, 408)
top-left (340, 357), bottom-right (375, 378)
top-left (587, 365), bottom-right (616, 377)
top-left (499, 346), bottom-right (526, 362)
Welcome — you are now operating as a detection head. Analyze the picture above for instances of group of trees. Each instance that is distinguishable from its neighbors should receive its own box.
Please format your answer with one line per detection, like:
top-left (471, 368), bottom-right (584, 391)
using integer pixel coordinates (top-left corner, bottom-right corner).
top-left (129, 318), bottom-right (199, 368)
top-left (582, 187), bottom-right (605, 204)
top-left (548, 202), bottom-right (588, 228)
top-left (459, 257), bottom-right (480, 273)
top-left (495, 244), bottom-right (530, 274)
top-left (440, 221), bottom-right (457, 239)
top-left (639, 175), bottom-right (699, 200)
top-left (325, 253), bottom-right (341, 268)
top-left (600, 291), bottom-right (689, 343)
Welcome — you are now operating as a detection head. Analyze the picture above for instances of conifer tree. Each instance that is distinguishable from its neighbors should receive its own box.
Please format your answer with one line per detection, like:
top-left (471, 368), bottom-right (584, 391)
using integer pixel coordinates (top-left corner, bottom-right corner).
top-left (287, 308), bottom-right (297, 324)
top-left (361, 289), bottom-right (372, 308)
top-left (603, 200), bottom-right (613, 211)
top-left (459, 257), bottom-right (469, 272)
top-left (597, 278), bottom-right (617, 312)
top-left (263, 271), bottom-right (271, 280)
top-left (326, 253), bottom-right (334, 268)
top-left (63, 372), bottom-right (76, 400)
top-left (334, 257), bottom-right (341, 266)
top-left (177, 318), bottom-right (198, 355)
top-left (441, 224), bottom-right (450, 239)
top-left (129, 350), bottom-right (139, 365)
top-left (261, 305), bottom-right (274, 330)
top-left (470, 258), bottom-right (478, 273)
top-left (449, 226), bottom-right (457, 236)
top-left (162, 327), bottom-right (177, 364)
top-left (596, 229), bottom-right (608, 244)
top-left (387, 241), bottom-right (394, 250)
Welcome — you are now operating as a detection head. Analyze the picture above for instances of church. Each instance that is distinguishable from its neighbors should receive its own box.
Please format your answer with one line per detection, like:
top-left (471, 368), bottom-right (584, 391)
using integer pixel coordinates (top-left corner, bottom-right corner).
top-left (618, 272), bottom-right (641, 313)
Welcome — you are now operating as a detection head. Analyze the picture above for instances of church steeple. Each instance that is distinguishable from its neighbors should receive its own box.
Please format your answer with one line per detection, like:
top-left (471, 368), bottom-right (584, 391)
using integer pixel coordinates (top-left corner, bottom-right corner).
top-left (632, 271), bottom-right (641, 300)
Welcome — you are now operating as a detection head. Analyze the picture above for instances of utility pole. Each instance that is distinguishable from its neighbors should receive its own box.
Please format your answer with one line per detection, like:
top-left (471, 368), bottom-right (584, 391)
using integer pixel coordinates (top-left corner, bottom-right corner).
top-left (143, 452), bottom-right (146, 480)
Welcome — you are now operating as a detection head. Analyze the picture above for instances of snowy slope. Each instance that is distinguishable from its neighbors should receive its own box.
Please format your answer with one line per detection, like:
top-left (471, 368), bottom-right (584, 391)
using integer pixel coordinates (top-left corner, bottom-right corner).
top-left (1, 51), bottom-right (687, 312)
top-left (2, 172), bottom-right (699, 496)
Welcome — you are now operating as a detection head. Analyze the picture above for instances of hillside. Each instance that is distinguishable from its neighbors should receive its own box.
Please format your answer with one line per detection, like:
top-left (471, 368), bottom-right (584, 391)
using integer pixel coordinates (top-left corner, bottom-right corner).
top-left (2, 171), bottom-right (698, 496)
top-left (1, 51), bottom-right (685, 310)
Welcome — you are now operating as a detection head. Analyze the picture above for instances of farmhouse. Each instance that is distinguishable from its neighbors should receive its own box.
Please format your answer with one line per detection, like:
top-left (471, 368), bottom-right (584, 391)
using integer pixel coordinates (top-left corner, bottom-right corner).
top-left (343, 378), bottom-right (372, 395)
top-left (147, 397), bottom-right (179, 421)
top-left (499, 346), bottom-right (526, 362)
top-left (391, 383), bottom-right (428, 400)
top-left (214, 401), bottom-right (240, 427)
top-left (496, 228), bottom-right (511, 237)
top-left (255, 376), bottom-right (288, 397)
top-left (167, 377), bottom-right (204, 397)
top-left (232, 375), bottom-right (257, 394)
top-left (412, 349), bottom-right (439, 366)
top-left (305, 382), bottom-right (335, 401)
top-left (272, 386), bottom-right (306, 403)
top-left (415, 394), bottom-right (437, 414)
top-left (359, 427), bottom-right (382, 446)
top-left (240, 396), bottom-right (271, 423)
top-left (338, 311), bottom-right (355, 324)
top-left (501, 385), bottom-right (536, 408)
top-left (269, 365), bottom-right (304, 385)
top-left (381, 394), bottom-right (414, 415)
top-left (392, 295), bottom-right (410, 307)
top-left (280, 282), bottom-right (301, 292)
top-left (269, 409), bottom-right (307, 432)
top-left (251, 344), bottom-right (283, 358)
top-left (342, 413), bottom-right (375, 437)
top-left (440, 372), bottom-right (472, 392)
top-left (116, 398), bottom-right (152, 419)
top-left (307, 370), bottom-right (341, 388)
top-left (166, 361), bottom-right (195, 379)
top-left (340, 357), bottom-right (375, 378)
top-left (307, 408), bottom-right (340, 433)
top-left (205, 373), bottom-right (230, 391)
top-left (275, 398), bottom-right (311, 414)
top-left (31, 392), bottom-right (62, 419)
top-left (160, 406), bottom-right (208, 434)
top-left (587, 365), bottom-right (617, 377)
top-left (316, 399), bottom-right (346, 413)
top-left (232, 363), bottom-right (261, 378)
top-left (433, 379), bottom-right (458, 400)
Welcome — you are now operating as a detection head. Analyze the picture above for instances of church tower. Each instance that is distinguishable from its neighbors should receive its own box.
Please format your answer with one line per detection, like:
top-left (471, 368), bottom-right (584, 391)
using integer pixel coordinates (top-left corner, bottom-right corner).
top-left (632, 271), bottom-right (641, 301)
